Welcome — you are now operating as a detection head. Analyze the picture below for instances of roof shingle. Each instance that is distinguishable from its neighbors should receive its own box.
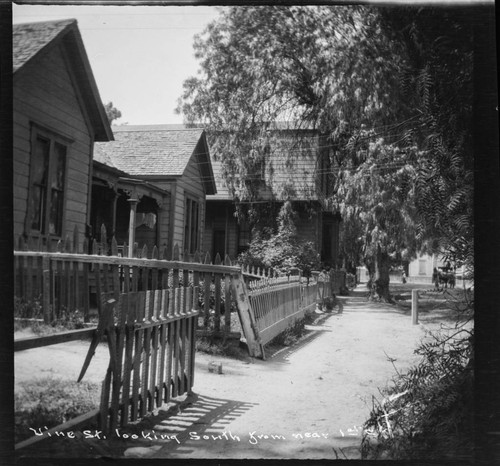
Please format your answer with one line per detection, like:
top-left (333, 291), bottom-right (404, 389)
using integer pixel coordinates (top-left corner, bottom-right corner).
top-left (13, 19), bottom-right (76, 72)
top-left (94, 125), bottom-right (206, 177)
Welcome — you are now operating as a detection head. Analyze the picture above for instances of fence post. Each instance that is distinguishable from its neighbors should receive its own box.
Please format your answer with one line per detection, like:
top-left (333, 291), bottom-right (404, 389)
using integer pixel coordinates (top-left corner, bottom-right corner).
top-left (42, 256), bottom-right (51, 323)
top-left (411, 289), bottom-right (419, 325)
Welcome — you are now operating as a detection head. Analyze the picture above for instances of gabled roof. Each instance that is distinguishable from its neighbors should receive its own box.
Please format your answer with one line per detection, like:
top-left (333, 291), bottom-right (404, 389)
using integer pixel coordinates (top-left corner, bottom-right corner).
top-left (94, 125), bottom-right (216, 195)
top-left (13, 19), bottom-right (113, 142)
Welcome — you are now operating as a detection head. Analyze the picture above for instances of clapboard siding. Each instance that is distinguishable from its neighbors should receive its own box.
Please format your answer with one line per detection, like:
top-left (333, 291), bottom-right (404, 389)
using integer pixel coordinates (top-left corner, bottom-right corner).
top-left (13, 43), bottom-right (93, 239)
top-left (174, 149), bottom-right (207, 252)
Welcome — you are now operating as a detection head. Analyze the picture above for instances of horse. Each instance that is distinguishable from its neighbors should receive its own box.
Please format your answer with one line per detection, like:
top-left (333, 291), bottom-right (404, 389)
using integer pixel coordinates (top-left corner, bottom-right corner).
top-left (435, 269), bottom-right (456, 289)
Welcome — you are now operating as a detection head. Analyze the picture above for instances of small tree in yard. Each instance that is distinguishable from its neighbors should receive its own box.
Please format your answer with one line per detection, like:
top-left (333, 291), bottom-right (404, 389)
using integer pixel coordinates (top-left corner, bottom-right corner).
top-left (237, 201), bottom-right (321, 277)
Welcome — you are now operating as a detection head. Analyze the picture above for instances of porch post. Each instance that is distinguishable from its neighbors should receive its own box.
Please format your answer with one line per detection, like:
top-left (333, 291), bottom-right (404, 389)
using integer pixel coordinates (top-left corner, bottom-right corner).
top-left (127, 197), bottom-right (139, 258)
top-left (111, 190), bottom-right (119, 238)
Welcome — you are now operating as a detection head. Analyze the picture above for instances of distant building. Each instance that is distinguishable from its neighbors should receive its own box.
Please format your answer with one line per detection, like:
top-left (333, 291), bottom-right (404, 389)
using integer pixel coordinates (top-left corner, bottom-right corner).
top-left (203, 127), bottom-right (341, 265)
top-left (408, 253), bottom-right (466, 284)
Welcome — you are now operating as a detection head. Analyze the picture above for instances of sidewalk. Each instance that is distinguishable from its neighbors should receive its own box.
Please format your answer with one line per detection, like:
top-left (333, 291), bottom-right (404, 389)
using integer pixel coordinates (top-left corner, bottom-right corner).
top-left (17, 286), bottom-right (432, 460)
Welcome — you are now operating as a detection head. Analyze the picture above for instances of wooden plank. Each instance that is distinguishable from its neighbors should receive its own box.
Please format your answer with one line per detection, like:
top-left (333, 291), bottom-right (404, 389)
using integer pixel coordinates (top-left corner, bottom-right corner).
top-left (214, 269), bottom-right (221, 333)
top-left (131, 292), bottom-right (145, 421)
top-left (42, 256), bottom-right (51, 323)
top-left (109, 297), bottom-right (126, 431)
top-left (157, 290), bottom-right (169, 405)
top-left (224, 261), bottom-right (231, 334)
top-left (14, 327), bottom-right (96, 351)
top-left (171, 288), bottom-right (181, 397)
top-left (231, 275), bottom-right (263, 358)
top-left (165, 319), bottom-right (175, 403)
top-left (56, 256), bottom-right (64, 318)
top-left (149, 291), bottom-right (160, 410)
top-left (99, 368), bottom-right (112, 432)
top-left (64, 237), bottom-right (72, 313)
top-left (121, 293), bottom-right (136, 426)
top-left (203, 271), bottom-right (211, 329)
top-left (185, 289), bottom-right (193, 392)
top-left (13, 251), bottom-right (242, 275)
top-left (26, 252), bottom-right (33, 303)
top-left (189, 315), bottom-right (197, 391)
top-left (139, 291), bottom-right (152, 417)
top-left (179, 288), bottom-right (189, 394)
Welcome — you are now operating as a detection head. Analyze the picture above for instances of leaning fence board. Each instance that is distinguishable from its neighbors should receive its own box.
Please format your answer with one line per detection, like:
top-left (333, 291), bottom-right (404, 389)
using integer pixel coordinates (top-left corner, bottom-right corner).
top-left (14, 327), bottom-right (96, 351)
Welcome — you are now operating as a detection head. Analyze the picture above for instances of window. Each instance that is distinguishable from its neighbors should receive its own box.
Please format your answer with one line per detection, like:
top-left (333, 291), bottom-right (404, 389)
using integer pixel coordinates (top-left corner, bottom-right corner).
top-left (184, 197), bottom-right (199, 253)
top-left (418, 259), bottom-right (427, 275)
top-left (26, 128), bottom-right (68, 236)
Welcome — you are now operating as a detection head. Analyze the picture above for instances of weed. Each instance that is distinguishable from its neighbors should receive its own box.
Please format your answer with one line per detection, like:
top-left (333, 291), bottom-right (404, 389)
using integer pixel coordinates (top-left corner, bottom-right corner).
top-left (15, 377), bottom-right (100, 443)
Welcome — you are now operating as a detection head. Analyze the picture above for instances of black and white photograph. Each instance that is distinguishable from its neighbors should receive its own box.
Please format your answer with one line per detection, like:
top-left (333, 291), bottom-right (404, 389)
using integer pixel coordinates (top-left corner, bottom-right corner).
top-left (7, 0), bottom-right (498, 463)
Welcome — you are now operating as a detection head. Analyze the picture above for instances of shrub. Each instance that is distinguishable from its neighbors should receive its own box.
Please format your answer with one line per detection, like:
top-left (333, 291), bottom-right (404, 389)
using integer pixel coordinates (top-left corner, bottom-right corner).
top-left (14, 297), bottom-right (43, 319)
top-left (361, 320), bottom-right (474, 460)
top-left (237, 203), bottom-right (321, 277)
top-left (15, 377), bottom-right (100, 443)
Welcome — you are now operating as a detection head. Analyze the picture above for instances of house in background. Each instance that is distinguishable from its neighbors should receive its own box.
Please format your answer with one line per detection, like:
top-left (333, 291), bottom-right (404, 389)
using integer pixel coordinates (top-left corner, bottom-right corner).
top-left (93, 125), bottom-right (216, 257)
top-left (13, 19), bottom-right (113, 244)
top-left (203, 128), bottom-right (342, 266)
top-left (408, 253), bottom-right (466, 284)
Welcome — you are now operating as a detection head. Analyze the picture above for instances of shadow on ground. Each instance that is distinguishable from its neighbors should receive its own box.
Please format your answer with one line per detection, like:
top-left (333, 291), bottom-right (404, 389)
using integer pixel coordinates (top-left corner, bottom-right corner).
top-left (265, 312), bottom-right (338, 364)
top-left (117, 392), bottom-right (258, 457)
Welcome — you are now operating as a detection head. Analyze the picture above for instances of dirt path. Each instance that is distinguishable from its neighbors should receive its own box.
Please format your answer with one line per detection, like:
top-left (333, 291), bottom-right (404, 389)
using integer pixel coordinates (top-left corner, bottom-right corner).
top-left (17, 285), bottom-right (445, 460)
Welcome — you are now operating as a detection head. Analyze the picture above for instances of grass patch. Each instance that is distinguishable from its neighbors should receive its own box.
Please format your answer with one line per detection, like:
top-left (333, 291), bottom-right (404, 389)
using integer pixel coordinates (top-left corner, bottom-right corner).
top-left (196, 336), bottom-right (248, 359)
top-left (15, 377), bottom-right (100, 444)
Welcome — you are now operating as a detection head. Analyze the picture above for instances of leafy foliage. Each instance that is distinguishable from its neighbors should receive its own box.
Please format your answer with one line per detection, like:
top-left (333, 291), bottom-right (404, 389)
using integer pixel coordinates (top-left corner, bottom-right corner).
top-left (104, 101), bottom-right (122, 124)
top-left (178, 5), bottom-right (474, 300)
top-left (237, 202), bottom-right (321, 276)
top-left (362, 319), bottom-right (473, 460)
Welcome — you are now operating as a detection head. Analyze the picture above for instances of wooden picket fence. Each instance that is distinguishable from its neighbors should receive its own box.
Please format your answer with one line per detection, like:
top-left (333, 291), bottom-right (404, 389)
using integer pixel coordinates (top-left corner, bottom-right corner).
top-left (14, 225), bottom-right (241, 337)
top-left (230, 270), bottom-right (322, 359)
top-left (14, 226), bottom-right (343, 444)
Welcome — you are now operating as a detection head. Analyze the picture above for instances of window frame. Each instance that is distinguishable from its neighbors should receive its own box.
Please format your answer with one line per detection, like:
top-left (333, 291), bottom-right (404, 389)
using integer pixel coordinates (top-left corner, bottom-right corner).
top-left (25, 124), bottom-right (72, 238)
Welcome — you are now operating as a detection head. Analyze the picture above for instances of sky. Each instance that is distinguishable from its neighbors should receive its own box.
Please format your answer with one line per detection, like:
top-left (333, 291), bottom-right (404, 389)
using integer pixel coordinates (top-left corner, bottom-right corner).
top-left (12, 4), bottom-right (222, 125)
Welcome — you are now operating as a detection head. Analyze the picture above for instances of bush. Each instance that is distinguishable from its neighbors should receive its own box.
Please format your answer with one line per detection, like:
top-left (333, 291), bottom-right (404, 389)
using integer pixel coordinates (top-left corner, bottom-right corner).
top-left (361, 321), bottom-right (474, 460)
top-left (15, 377), bottom-right (100, 443)
top-left (14, 297), bottom-right (43, 319)
top-left (237, 203), bottom-right (321, 276)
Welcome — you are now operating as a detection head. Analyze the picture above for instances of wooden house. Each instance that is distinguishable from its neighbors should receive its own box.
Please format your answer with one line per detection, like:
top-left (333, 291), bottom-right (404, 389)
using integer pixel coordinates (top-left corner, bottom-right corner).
top-left (203, 128), bottom-right (342, 266)
top-left (13, 19), bottom-right (113, 243)
top-left (93, 125), bottom-right (216, 256)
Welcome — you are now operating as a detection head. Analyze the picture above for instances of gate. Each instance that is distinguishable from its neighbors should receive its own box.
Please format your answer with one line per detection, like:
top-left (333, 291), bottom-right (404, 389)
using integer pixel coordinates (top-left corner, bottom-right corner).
top-left (78, 287), bottom-right (199, 432)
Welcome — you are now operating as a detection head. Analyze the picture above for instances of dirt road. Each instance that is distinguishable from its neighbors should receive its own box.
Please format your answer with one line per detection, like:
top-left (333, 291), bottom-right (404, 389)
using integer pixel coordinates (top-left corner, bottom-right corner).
top-left (16, 285), bottom-right (446, 460)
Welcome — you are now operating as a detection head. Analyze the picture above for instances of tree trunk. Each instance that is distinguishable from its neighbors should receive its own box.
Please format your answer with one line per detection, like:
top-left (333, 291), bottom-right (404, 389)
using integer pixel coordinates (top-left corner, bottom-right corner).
top-left (371, 246), bottom-right (392, 302)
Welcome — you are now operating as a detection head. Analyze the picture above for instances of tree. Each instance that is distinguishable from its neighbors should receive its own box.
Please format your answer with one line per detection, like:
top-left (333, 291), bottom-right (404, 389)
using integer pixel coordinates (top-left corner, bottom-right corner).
top-left (178, 5), bottom-right (474, 301)
top-left (104, 101), bottom-right (122, 124)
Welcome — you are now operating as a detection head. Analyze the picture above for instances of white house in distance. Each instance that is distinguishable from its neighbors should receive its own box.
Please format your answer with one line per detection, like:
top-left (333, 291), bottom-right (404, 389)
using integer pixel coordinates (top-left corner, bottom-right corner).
top-left (408, 253), bottom-right (467, 285)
